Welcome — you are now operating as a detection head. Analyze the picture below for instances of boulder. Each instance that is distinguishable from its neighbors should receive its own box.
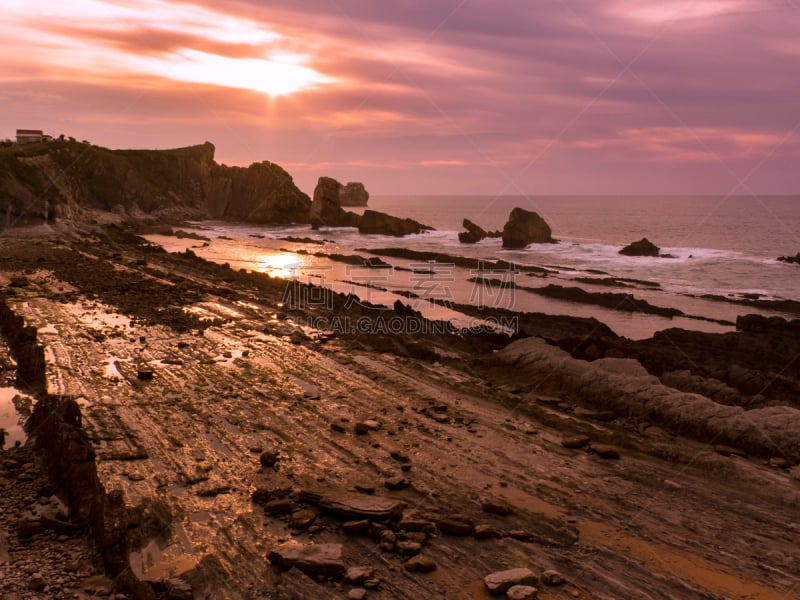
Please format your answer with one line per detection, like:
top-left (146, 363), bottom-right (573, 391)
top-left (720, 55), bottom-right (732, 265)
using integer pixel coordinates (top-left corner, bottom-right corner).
top-left (358, 210), bottom-right (432, 237)
top-left (339, 182), bottom-right (369, 206)
top-left (458, 219), bottom-right (488, 244)
top-left (501, 208), bottom-right (554, 248)
top-left (619, 238), bottom-right (660, 257)
top-left (268, 543), bottom-right (345, 577)
top-left (309, 176), bottom-right (362, 229)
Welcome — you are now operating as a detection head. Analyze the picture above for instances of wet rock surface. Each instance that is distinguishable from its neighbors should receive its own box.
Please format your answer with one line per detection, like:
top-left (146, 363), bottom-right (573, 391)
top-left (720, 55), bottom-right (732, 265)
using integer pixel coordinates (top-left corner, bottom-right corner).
top-left (1, 226), bottom-right (799, 599)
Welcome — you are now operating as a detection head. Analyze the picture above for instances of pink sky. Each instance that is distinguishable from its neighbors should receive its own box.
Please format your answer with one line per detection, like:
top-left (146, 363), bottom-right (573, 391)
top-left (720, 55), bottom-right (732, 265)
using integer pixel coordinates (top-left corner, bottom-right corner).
top-left (1, 0), bottom-right (799, 195)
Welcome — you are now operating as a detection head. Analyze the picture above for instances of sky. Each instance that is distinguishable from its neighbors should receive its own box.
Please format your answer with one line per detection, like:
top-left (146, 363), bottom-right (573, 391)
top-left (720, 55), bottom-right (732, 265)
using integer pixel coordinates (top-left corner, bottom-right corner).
top-left (1, 0), bottom-right (799, 196)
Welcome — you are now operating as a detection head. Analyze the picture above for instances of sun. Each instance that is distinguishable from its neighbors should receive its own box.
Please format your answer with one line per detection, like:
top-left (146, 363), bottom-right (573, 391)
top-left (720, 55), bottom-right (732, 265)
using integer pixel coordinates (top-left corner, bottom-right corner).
top-left (154, 50), bottom-right (333, 98)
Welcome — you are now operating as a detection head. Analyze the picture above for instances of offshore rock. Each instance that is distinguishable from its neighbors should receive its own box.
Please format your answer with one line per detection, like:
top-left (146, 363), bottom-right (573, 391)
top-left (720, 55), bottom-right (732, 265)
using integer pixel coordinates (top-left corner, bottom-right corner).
top-left (358, 210), bottom-right (432, 237)
top-left (458, 219), bottom-right (489, 244)
top-left (501, 208), bottom-right (554, 248)
top-left (309, 176), bottom-right (362, 229)
top-left (619, 238), bottom-right (660, 257)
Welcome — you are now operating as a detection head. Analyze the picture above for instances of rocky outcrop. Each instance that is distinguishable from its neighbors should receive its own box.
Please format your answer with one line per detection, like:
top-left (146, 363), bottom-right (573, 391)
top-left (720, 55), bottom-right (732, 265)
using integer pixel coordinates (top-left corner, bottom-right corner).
top-left (358, 210), bottom-right (432, 237)
top-left (619, 238), bottom-right (660, 257)
top-left (0, 140), bottom-right (310, 227)
top-left (339, 182), bottom-right (369, 206)
top-left (208, 160), bottom-right (310, 224)
top-left (501, 208), bottom-right (554, 248)
top-left (309, 177), bottom-right (362, 229)
top-left (490, 337), bottom-right (800, 461)
top-left (777, 252), bottom-right (800, 265)
top-left (459, 219), bottom-right (488, 244)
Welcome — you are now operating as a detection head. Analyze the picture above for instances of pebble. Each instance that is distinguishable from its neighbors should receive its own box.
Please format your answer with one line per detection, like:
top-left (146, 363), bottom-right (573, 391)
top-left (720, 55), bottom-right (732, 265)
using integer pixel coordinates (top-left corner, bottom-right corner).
top-left (768, 457), bottom-right (793, 469)
top-left (384, 475), bottom-right (407, 490)
top-left (561, 435), bottom-right (590, 449)
top-left (390, 450), bottom-right (410, 462)
top-left (396, 541), bottom-right (422, 556)
top-left (507, 585), bottom-right (539, 599)
top-left (341, 520), bottom-right (370, 535)
top-left (379, 529), bottom-right (396, 551)
top-left (290, 509), bottom-right (317, 529)
top-left (348, 588), bottom-right (367, 600)
top-left (481, 498), bottom-right (513, 516)
top-left (540, 569), bottom-right (565, 585)
top-left (473, 524), bottom-right (498, 540)
top-left (259, 450), bottom-right (280, 467)
top-left (592, 445), bottom-right (620, 460)
top-left (344, 566), bottom-right (374, 585)
top-left (436, 516), bottom-right (473, 536)
top-left (404, 555), bottom-right (437, 573)
top-left (714, 444), bottom-right (747, 458)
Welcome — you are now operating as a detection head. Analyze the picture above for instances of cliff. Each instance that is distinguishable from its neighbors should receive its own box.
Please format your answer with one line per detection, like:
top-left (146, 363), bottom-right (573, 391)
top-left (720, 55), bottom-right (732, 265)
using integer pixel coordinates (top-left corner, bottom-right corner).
top-left (0, 140), bottom-right (310, 227)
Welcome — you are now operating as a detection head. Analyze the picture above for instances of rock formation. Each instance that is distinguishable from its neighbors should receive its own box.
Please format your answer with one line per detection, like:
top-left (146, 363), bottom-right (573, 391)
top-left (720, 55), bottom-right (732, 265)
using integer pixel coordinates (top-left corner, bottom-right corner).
top-left (358, 210), bottom-right (433, 237)
top-left (777, 252), bottom-right (800, 265)
top-left (619, 238), bottom-right (660, 257)
top-left (501, 207), bottom-right (554, 249)
top-left (309, 176), bottom-right (362, 229)
top-left (458, 219), bottom-right (488, 243)
top-left (208, 160), bottom-right (310, 224)
top-left (339, 182), bottom-right (369, 206)
top-left (0, 140), bottom-right (310, 227)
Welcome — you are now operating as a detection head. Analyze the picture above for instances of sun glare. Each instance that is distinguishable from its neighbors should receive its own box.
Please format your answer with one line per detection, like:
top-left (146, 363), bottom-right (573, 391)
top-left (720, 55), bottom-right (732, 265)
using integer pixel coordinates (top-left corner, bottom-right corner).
top-left (256, 253), bottom-right (303, 279)
top-left (127, 49), bottom-right (331, 97)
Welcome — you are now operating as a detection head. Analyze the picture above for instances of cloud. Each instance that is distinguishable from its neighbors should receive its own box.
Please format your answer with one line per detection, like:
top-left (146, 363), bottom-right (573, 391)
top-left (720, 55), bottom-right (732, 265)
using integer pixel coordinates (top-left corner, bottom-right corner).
top-left (1, 0), bottom-right (798, 193)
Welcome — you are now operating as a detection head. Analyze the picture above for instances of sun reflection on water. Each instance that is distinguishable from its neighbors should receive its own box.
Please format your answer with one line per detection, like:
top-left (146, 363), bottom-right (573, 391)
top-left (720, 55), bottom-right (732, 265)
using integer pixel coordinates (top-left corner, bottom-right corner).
top-left (254, 252), bottom-right (304, 279)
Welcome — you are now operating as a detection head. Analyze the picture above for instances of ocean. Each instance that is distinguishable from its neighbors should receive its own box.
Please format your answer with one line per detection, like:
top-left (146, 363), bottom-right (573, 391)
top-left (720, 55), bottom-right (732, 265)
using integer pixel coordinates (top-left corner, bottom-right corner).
top-left (146, 195), bottom-right (800, 340)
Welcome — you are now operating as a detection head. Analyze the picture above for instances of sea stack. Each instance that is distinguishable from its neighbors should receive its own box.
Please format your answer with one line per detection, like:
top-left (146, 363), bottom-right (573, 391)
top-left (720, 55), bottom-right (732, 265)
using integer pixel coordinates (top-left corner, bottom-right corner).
top-left (501, 207), bottom-right (554, 249)
top-left (339, 182), bottom-right (369, 206)
top-left (309, 176), bottom-right (362, 229)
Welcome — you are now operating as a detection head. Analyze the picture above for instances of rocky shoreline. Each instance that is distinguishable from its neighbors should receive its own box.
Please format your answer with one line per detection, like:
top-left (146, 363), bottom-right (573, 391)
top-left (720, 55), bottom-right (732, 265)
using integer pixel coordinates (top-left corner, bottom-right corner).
top-left (1, 224), bottom-right (799, 599)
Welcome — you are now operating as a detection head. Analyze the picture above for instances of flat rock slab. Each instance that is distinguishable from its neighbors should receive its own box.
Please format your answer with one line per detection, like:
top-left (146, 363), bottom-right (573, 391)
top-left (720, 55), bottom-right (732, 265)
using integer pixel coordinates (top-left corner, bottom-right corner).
top-left (268, 543), bottom-right (345, 577)
top-left (310, 491), bottom-right (404, 521)
top-left (484, 568), bottom-right (538, 596)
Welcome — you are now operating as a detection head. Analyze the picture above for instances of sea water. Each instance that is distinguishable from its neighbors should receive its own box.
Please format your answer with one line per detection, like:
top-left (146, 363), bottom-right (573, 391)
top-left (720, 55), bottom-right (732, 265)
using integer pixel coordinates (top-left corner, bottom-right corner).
top-left (147, 195), bottom-right (800, 340)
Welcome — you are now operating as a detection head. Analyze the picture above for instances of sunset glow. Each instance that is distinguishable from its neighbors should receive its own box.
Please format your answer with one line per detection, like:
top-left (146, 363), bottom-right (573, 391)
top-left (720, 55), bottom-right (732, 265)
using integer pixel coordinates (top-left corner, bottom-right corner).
top-left (1, 0), bottom-right (798, 194)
